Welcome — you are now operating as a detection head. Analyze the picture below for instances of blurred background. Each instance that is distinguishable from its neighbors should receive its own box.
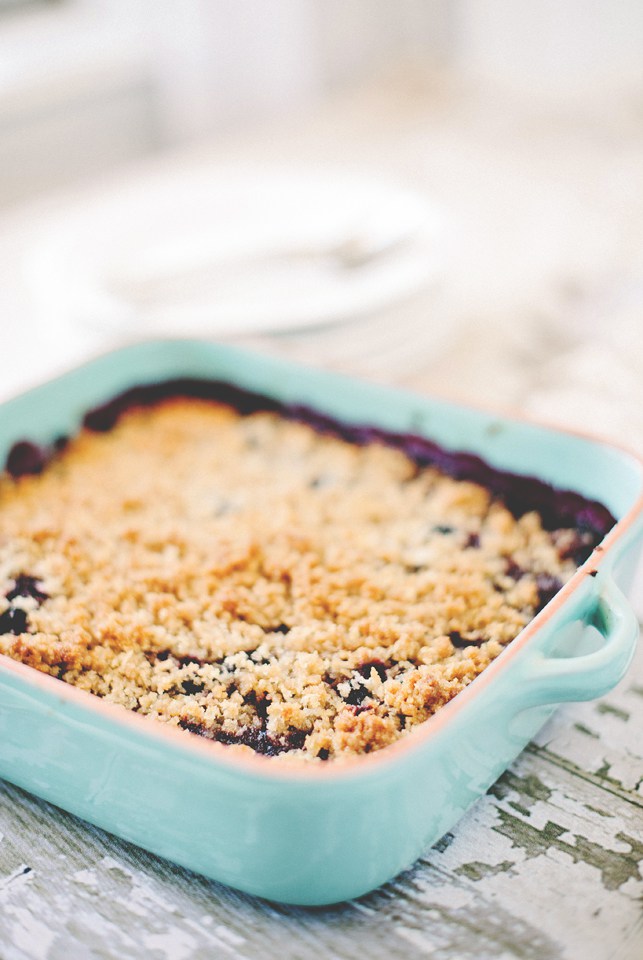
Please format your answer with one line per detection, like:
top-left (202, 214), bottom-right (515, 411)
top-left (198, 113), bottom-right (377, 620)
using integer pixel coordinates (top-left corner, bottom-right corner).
top-left (0, 0), bottom-right (641, 455)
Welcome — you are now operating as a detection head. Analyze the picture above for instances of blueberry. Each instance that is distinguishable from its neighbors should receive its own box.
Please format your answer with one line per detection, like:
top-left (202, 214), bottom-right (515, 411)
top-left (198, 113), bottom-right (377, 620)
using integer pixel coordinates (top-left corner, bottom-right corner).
top-left (6, 441), bottom-right (47, 478)
top-left (0, 607), bottom-right (28, 635)
top-left (536, 574), bottom-right (563, 612)
top-left (6, 575), bottom-right (48, 605)
top-left (449, 631), bottom-right (485, 649)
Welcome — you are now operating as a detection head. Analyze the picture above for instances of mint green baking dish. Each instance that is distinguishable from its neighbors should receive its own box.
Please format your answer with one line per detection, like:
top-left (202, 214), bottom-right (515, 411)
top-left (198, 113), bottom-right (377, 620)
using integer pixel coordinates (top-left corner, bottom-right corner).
top-left (0, 339), bottom-right (641, 906)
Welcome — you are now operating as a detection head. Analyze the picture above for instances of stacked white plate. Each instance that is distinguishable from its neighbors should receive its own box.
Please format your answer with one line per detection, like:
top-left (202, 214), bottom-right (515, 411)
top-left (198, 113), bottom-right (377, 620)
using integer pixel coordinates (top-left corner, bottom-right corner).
top-left (25, 167), bottom-right (445, 338)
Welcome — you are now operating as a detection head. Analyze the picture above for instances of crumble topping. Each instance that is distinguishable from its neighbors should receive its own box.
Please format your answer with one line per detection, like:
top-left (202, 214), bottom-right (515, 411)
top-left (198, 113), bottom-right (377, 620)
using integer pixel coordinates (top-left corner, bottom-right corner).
top-left (0, 395), bottom-right (607, 760)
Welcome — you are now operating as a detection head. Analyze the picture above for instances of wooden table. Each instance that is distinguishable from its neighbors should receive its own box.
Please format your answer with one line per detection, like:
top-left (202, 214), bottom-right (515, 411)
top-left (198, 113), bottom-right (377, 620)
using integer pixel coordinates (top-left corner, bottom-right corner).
top-left (1, 76), bottom-right (642, 960)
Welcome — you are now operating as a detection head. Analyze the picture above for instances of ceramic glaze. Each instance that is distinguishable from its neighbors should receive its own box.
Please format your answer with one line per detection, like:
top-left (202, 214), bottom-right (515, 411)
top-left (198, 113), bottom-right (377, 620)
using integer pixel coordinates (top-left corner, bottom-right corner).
top-left (0, 340), bottom-right (641, 905)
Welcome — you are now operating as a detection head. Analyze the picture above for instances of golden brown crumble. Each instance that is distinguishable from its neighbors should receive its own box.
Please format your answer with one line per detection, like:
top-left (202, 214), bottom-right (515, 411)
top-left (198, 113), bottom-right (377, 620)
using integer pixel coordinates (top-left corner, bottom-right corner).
top-left (0, 398), bottom-right (583, 759)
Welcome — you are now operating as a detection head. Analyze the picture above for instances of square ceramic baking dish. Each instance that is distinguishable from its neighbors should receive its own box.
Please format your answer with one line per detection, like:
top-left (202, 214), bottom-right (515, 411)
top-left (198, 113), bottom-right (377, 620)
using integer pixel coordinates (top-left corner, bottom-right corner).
top-left (0, 339), bottom-right (641, 906)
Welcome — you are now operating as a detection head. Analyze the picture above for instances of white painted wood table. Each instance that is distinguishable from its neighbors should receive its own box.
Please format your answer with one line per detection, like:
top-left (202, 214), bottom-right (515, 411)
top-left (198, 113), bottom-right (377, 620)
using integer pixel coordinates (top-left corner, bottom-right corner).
top-left (1, 76), bottom-right (642, 960)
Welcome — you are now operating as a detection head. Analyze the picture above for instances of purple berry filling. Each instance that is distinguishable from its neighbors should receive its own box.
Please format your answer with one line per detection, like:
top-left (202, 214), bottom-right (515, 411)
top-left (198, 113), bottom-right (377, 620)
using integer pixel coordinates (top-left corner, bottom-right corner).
top-left (6, 441), bottom-right (47, 478)
top-left (6, 574), bottom-right (49, 605)
top-left (4, 378), bottom-right (615, 553)
top-left (178, 718), bottom-right (306, 756)
top-left (449, 631), bottom-right (485, 649)
top-left (0, 607), bottom-right (28, 635)
top-left (535, 574), bottom-right (564, 612)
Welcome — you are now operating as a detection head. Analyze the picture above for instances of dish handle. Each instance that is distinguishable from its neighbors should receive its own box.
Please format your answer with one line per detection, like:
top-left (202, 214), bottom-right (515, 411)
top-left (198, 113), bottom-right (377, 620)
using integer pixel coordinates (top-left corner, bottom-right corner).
top-left (524, 577), bottom-right (639, 705)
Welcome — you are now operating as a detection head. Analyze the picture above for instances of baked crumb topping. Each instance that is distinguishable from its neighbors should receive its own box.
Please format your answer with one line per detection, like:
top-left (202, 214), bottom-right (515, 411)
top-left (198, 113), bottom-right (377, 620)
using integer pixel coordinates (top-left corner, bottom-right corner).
top-left (0, 394), bottom-right (608, 760)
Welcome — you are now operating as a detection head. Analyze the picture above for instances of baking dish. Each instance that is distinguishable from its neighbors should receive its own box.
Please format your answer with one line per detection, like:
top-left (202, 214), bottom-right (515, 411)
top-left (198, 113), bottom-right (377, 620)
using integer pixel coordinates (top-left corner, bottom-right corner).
top-left (0, 339), bottom-right (641, 906)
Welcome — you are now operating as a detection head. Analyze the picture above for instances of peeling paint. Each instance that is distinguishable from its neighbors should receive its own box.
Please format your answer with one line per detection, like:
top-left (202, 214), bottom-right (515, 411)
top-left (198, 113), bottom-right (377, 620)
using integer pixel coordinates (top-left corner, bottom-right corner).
top-left (384, 883), bottom-right (562, 960)
top-left (528, 743), bottom-right (643, 807)
top-left (573, 722), bottom-right (599, 739)
top-left (432, 832), bottom-right (455, 853)
top-left (583, 804), bottom-right (612, 819)
top-left (455, 859), bottom-right (515, 881)
top-left (489, 770), bottom-right (553, 812)
top-left (594, 760), bottom-right (630, 791)
top-left (596, 703), bottom-right (630, 722)
top-left (493, 810), bottom-right (643, 891)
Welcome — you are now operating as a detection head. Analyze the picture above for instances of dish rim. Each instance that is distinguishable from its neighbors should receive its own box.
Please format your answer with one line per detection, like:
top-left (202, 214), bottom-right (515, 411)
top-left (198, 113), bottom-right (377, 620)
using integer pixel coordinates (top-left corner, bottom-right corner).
top-left (0, 340), bottom-right (642, 783)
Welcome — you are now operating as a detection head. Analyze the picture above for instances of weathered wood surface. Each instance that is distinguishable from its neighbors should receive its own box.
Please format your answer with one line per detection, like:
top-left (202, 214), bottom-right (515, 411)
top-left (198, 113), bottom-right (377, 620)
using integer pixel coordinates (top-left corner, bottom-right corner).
top-left (1, 632), bottom-right (641, 960)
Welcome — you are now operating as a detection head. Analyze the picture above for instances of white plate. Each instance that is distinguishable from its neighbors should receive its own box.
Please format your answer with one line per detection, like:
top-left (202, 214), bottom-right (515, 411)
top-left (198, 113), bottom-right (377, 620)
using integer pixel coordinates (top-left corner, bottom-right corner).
top-left (25, 168), bottom-right (444, 338)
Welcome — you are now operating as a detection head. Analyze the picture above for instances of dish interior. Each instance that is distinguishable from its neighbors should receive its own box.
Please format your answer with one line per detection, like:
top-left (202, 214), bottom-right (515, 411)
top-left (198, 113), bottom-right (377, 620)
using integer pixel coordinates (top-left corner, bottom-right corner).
top-left (0, 372), bottom-right (617, 762)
